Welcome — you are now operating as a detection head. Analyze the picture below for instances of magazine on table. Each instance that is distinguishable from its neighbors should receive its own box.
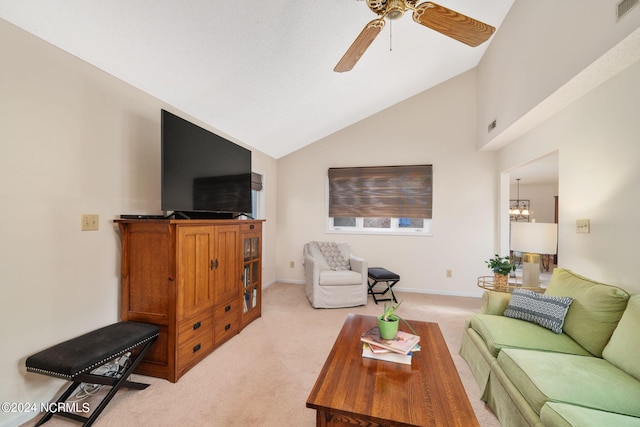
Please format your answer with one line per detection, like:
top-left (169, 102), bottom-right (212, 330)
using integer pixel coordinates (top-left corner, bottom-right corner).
top-left (362, 344), bottom-right (412, 365)
top-left (360, 327), bottom-right (420, 355)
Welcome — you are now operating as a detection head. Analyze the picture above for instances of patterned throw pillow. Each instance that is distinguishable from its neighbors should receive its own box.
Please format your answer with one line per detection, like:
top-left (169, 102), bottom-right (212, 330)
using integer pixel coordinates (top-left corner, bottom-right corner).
top-left (504, 289), bottom-right (573, 334)
top-left (313, 242), bottom-right (350, 271)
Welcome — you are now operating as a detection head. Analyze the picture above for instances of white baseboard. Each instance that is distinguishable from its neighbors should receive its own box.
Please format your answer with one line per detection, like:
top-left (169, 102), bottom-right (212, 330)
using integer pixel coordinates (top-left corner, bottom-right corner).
top-left (392, 286), bottom-right (484, 298)
top-left (275, 279), bottom-right (305, 285)
top-left (269, 280), bottom-right (483, 298)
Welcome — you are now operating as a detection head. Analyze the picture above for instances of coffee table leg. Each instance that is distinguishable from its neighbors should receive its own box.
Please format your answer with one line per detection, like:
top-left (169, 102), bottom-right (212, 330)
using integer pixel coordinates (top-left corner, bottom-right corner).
top-left (316, 409), bottom-right (329, 427)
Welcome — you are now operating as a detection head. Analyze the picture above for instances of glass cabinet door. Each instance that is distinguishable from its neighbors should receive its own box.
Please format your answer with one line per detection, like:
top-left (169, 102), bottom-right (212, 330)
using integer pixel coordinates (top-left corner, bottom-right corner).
top-left (240, 224), bottom-right (261, 329)
top-left (242, 233), bottom-right (261, 316)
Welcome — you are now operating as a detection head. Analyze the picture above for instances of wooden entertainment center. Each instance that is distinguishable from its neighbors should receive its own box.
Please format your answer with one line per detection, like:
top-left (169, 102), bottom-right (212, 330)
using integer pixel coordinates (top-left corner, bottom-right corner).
top-left (115, 219), bottom-right (263, 382)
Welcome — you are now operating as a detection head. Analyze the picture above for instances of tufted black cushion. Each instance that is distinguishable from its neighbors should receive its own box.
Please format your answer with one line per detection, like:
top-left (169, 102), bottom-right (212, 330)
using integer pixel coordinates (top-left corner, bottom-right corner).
top-left (368, 267), bottom-right (400, 281)
top-left (26, 321), bottom-right (159, 380)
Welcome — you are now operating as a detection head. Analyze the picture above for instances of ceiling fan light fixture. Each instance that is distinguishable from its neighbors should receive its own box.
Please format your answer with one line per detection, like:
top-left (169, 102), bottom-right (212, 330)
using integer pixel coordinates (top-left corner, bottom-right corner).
top-left (387, 8), bottom-right (405, 20)
top-left (386, 0), bottom-right (407, 20)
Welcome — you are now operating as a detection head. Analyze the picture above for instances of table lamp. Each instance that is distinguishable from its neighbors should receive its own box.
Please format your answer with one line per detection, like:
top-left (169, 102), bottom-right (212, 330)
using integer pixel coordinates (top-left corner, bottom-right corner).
top-left (510, 222), bottom-right (558, 287)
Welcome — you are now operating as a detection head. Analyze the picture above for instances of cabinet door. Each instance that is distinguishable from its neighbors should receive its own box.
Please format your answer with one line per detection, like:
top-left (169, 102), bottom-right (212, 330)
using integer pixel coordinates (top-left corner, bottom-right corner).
top-left (213, 225), bottom-right (240, 304)
top-left (176, 225), bottom-right (215, 320)
top-left (241, 229), bottom-right (261, 328)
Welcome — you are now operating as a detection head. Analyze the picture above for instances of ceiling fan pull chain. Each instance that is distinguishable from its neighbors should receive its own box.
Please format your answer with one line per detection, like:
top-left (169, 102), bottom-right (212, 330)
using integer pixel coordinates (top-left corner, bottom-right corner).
top-left (389, 19), bottom-right (393, 52)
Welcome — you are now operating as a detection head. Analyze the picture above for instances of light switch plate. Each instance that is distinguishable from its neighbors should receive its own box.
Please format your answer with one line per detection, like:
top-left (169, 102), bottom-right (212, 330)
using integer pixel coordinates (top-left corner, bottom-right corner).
top-left (81, 214), bottom-right (99, 231)
top-left (576, 219), bottom-right (590, 234)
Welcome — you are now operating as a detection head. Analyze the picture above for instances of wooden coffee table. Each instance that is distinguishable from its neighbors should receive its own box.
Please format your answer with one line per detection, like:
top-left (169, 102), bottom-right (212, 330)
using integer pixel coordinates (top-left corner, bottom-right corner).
top-left (306, 314), bottom-right (479, 427)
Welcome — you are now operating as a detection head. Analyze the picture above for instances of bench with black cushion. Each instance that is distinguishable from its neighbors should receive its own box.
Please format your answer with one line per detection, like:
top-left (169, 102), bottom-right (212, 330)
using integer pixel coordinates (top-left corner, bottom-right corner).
top-left (26, 321), bottom-right (159, 427)
top-left (367, 267), bottom-right (400, 304)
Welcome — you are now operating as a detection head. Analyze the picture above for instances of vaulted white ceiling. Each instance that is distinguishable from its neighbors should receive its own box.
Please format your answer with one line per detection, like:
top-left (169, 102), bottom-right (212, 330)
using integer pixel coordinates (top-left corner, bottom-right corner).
top-left (0, 0), bottom-right (514, 158)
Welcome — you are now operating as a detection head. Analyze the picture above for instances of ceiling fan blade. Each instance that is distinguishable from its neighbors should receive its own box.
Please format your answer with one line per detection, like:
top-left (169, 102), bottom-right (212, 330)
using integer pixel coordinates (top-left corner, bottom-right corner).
top-left (413, 2), bottom-right (495, 47)
top-left (334, 19), bottom-right (385, 73)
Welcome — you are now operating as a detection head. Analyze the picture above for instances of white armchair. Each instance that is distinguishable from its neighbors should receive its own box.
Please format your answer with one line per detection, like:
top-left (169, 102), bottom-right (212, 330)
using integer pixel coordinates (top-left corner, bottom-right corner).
top-left (303, 242), bottom-right (368, 308)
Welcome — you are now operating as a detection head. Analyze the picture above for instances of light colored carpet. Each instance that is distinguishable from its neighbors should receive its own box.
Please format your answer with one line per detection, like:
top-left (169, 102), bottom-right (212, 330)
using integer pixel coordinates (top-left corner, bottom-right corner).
top-left (21, 283), bottom-right (500, 426)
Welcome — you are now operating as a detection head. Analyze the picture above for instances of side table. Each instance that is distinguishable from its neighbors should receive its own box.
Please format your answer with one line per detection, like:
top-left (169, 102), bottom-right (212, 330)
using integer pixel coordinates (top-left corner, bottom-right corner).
top-left (477, 276), bottom-right (544, 293)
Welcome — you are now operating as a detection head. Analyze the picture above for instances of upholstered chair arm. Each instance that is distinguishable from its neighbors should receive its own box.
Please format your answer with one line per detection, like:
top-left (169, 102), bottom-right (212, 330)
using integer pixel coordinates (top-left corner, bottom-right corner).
top-left (349, 256), bottom-right (366, 275)
top-left (481, 291), bottom-right (512, 315)
top-left (304, 254), bottom-right (320, 286)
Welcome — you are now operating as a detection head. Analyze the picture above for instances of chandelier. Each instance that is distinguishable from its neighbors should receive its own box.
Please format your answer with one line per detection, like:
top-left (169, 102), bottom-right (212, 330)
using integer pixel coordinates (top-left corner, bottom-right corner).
top-left (509, 179), bottom-right (530, 220)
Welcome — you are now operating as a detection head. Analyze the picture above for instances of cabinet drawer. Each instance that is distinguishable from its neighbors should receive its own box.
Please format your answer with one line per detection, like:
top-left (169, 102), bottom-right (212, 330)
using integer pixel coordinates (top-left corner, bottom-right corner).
top-left (214, 301), bottom-right (240, 345)
top-left (178, 311), bottom-right (213, 346)
top-left (177, 332), bottom-right (214, 372)
top-left (239, 222), bottom-right (261, 232)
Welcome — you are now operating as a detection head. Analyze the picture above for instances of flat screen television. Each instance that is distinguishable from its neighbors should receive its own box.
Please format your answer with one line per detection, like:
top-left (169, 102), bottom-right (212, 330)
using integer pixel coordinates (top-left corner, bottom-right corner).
top-left (161, 109), bottom-right (252, 218)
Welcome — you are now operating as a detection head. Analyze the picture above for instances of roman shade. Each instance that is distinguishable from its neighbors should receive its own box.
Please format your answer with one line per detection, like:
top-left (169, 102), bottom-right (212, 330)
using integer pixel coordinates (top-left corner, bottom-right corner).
top-left (251, 172), bottom-right (263, 191)
top-left (328, 165), bottom-right (432, 218)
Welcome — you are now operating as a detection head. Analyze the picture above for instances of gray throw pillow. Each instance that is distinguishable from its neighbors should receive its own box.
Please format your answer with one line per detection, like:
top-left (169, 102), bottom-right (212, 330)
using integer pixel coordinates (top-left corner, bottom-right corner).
top-left (504, 289), bottom-right (573, 334)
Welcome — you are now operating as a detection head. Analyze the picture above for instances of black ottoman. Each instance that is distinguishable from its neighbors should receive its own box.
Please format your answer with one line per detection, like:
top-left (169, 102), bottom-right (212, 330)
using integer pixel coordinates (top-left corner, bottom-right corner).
top-left (367, 267), bottom-right (400, 304)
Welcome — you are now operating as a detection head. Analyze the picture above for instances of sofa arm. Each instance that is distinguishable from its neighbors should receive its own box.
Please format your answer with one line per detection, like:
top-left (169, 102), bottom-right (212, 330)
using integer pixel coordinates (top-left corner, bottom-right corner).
top-left (481, 291), bottom-right (511, 315)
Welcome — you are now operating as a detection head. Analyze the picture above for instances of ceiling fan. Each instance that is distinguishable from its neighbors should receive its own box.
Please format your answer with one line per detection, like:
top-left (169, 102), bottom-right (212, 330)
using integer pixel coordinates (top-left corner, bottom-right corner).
top-left (335, 0), bottom-right (496, 72)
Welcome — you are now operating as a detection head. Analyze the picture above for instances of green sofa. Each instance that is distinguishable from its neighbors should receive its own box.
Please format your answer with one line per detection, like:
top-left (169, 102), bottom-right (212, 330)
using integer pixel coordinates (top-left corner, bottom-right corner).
top-left (460, 268), bottom-right (640, 426)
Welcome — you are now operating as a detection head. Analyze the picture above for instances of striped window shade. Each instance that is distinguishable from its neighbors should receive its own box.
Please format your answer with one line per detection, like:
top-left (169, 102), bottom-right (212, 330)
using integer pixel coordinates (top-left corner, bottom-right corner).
top-left (328, 165), bottom-right (432, 219)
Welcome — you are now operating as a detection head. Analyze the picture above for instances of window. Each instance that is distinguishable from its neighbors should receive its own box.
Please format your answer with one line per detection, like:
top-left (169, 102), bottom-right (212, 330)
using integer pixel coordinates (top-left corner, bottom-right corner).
top-left (327, 165), bottom-right (432, 236)
top-left (251, 172), bottom-right (263, 220)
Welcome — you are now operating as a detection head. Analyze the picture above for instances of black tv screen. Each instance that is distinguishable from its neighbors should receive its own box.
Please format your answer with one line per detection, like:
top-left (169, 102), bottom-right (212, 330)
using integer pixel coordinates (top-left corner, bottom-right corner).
top-left (161, 110), bottom-right (252, 217)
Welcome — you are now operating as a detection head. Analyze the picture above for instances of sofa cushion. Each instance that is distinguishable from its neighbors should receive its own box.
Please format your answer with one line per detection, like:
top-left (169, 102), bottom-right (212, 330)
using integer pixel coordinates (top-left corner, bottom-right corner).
top-left (319, 270), bottom-right (362, 286)
top-left (541, 402), bottom-right (640, 427)
top-left (545, 268), bottom-right (630, 356)
top-left (503, 289), bottom-right (572, 333)
top-left (498, 348), bottom-right (640, 418)
top-left (603, 294), bottom-right (640, 381)
top-left (469, 314), bottom-right (590, 358)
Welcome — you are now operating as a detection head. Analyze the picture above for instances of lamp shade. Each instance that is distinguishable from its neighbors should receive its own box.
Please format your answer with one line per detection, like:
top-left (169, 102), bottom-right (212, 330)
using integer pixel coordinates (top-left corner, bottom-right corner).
top-left (510, 222), bottom-right (558, 254)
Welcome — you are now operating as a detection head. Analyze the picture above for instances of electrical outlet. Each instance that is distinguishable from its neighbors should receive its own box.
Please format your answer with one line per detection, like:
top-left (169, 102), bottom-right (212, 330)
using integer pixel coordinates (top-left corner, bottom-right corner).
top-left (290, 261), bottom-right (295, 268)
top-left (81, 214), bottom-right (99, 231)
top-left (446, 270), bottom-right (453, 278)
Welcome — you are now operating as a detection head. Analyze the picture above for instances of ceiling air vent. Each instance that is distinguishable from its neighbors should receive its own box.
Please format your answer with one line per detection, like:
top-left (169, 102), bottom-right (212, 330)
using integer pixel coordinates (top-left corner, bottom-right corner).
top-left (617, 0), bottom-right (639, 21)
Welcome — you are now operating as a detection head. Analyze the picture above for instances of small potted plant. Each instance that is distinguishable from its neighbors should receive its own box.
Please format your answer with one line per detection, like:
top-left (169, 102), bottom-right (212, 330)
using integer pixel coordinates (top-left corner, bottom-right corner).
top-left (376, 289), bottom-right (419, 340)
top-left (378, 299), bottom-right (402, 340)
top-left (485, 254), bottom-right (515, 291)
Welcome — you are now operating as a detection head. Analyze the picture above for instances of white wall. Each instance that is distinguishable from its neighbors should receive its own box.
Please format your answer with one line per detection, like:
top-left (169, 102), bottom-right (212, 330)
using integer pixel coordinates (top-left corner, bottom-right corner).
top-left (499, 59), bottom-right (640, 293)
top-left (276, 70), bottom-right (498, 296)
top-left (0, 19), bottom-right (277, 427)
top-left (477, 0), bottom-right (640, 149)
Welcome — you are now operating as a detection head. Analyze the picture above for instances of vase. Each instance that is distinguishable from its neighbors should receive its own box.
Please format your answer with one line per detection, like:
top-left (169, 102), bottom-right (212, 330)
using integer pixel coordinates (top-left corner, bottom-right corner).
top-left (377, 315), bottom-right (399, 340)
top-left (494, 273), bottom-right (509, 291)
